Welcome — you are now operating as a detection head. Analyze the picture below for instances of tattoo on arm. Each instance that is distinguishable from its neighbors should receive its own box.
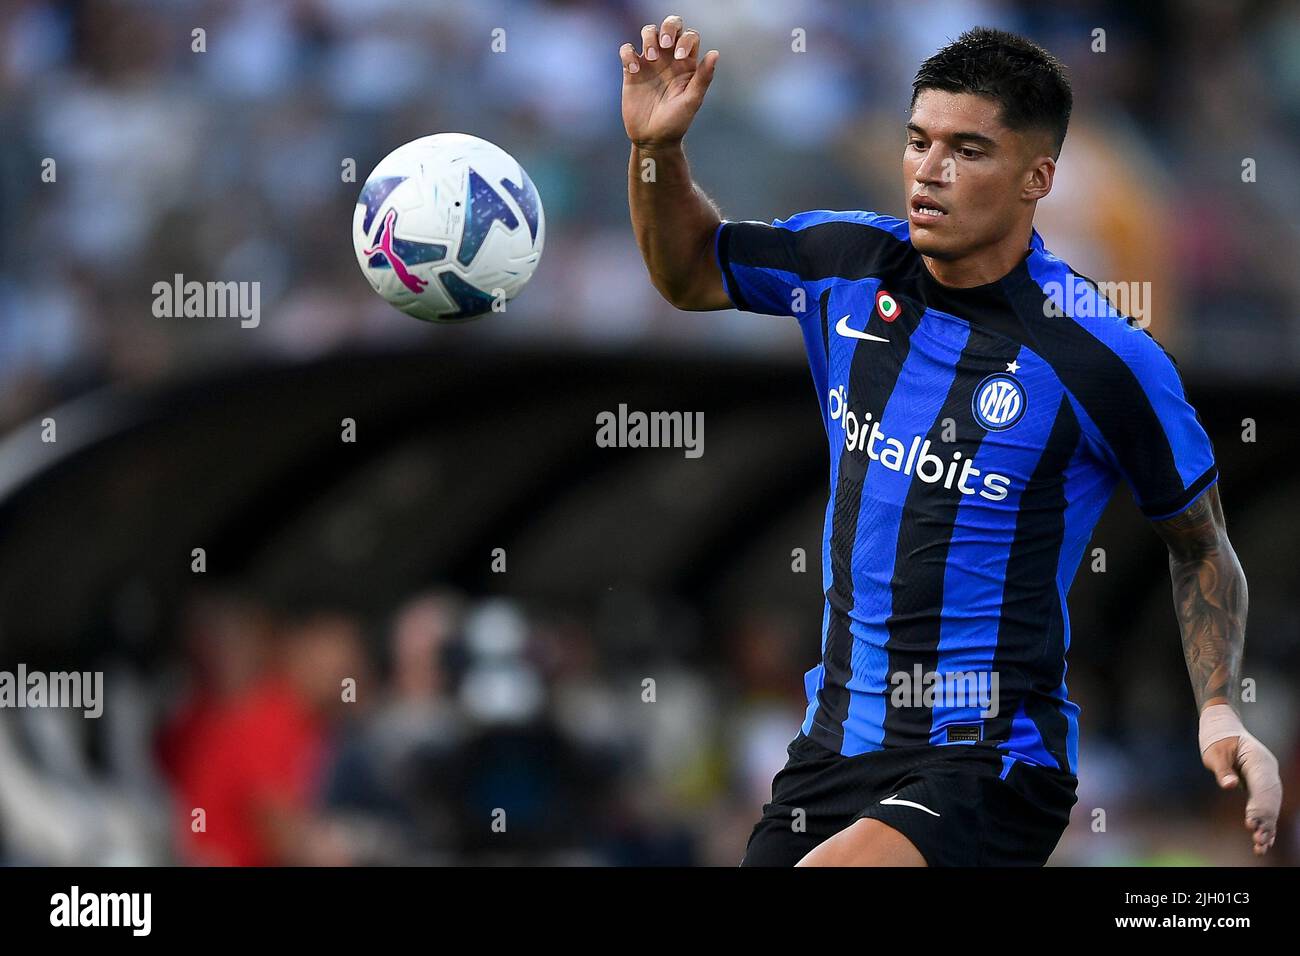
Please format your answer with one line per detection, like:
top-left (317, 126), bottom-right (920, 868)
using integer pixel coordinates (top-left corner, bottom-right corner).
top-left (1152, 485), bottom-right (1247, 711)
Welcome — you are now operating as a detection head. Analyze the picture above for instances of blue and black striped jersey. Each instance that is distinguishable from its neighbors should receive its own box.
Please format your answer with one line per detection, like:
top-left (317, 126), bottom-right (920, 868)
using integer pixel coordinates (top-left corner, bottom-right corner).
top-left (715, 210), bottom-right (1218, 776)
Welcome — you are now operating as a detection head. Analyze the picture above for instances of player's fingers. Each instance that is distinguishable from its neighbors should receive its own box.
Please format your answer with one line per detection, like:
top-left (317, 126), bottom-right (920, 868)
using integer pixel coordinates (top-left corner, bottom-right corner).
top-left (1250, 817), bottom-right (1276, 855)
top-left (640, 23), bottom-right (661, 62)
top-left (619, 42), bottom-right (642, 75)
top-left (674, 29), bottom-right (700, 61)
top-left (685, 49), bottom-right (720, 101)
top-left (659, 14), bottom-right (684, 49)
top-left (1238, 741), bottom-right (1283, 835)
top-left (1201, 737), bottom-right (1239, 788)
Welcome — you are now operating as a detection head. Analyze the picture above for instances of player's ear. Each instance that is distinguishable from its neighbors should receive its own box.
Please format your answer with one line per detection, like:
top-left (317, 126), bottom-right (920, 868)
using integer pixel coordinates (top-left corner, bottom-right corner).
top-left (1023, 153), bottom-right (1055, 203)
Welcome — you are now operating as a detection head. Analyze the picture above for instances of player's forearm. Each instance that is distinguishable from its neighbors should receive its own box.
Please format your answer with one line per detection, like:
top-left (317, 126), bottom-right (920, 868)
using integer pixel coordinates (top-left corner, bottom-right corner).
top-left (627, 141), bottom-right (722, 307)
top-left (1158, 488), bottom-right (1248, 711)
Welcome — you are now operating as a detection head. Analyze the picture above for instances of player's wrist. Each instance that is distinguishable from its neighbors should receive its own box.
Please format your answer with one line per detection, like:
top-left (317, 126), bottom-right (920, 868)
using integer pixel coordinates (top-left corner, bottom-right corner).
top-left (1198, 702), bottom-right (1245, 754)
top-left (631, 137), bottom-right (685, 153)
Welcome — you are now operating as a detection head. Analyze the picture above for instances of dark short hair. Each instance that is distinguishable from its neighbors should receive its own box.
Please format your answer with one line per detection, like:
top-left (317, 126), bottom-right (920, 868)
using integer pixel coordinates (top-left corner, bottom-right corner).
top-left (911, 27), bottom-right (1073, 158)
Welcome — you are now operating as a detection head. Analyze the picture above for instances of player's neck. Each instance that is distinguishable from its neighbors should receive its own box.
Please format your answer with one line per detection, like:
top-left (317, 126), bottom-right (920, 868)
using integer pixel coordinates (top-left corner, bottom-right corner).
top-left (920, 224), bottom-right (1034, 289)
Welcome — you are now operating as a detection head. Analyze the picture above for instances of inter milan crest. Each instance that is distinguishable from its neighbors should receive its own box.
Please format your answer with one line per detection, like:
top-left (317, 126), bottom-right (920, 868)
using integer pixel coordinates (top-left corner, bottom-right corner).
top-left (972, 372), bottom-right (1026, 431)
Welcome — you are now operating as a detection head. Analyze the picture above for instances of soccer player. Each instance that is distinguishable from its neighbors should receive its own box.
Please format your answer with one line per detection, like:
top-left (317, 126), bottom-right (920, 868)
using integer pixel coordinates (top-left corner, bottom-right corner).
top-left (621, 17), bottom-right (1282, 865)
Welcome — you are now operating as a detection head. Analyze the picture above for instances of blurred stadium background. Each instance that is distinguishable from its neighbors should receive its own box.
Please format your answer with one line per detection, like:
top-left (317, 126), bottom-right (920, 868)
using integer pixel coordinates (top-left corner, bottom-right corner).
top-left (0, 0), bottom-right (1298, 865)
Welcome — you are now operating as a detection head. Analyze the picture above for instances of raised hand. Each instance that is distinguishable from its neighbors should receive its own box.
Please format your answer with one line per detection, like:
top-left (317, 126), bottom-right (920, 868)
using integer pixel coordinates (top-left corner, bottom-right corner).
top-left (619, 14), bottom-right (720, 148)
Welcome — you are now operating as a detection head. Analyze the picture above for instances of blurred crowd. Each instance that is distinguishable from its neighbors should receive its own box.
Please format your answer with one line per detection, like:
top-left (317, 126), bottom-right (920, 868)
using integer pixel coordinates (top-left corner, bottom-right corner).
top-left (0, 584), bottom-right (1297, 866)
top-left (2, 0), bottom-right (1299, 431)
top-left (0, 587), bottom-right (814, 865)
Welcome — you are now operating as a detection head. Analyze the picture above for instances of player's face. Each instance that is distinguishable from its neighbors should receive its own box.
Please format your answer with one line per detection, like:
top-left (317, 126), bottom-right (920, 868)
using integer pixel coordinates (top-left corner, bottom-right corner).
top-left (903, 90), bottom-right (1052, 263)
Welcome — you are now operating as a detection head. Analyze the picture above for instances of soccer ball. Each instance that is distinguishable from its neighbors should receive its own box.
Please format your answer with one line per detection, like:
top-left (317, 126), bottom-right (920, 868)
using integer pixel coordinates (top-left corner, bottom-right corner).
top-left (352, 133), bottom-right (545, 323)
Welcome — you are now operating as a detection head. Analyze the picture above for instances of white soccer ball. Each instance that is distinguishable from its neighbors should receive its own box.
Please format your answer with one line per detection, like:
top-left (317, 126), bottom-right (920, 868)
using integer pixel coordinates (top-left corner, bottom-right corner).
top-left (352, 133), bottom-right (545, 323)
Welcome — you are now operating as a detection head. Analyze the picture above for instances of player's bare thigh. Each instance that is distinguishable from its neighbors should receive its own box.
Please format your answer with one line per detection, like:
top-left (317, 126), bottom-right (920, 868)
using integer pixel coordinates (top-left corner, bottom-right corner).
top-left (795, 817), bottom-right (928, 867)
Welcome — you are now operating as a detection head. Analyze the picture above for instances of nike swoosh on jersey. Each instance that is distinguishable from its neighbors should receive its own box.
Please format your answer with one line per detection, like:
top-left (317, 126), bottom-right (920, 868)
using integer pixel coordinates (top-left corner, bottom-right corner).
top-left (835, 314), bottom-right (890, 343)
top-left (879, 794), bottom-right (940, 817)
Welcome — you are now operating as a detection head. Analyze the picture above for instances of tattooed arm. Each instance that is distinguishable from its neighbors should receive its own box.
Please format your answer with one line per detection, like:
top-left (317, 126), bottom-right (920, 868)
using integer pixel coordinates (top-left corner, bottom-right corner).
top-left (1152, 484), bottom-right (1281, 856)
top-left (1152, 484), bottom-right (1245, 710)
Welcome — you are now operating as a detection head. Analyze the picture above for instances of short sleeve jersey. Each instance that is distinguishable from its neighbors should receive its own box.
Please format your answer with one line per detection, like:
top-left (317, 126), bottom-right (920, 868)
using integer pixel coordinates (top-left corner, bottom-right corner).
top-left (716, 211), bottom-right (1217, 773)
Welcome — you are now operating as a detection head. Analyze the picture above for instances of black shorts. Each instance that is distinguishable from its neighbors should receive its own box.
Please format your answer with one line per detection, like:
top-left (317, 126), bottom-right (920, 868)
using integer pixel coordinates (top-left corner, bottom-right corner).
top-left (741, 731), bottom-right (1078, 867)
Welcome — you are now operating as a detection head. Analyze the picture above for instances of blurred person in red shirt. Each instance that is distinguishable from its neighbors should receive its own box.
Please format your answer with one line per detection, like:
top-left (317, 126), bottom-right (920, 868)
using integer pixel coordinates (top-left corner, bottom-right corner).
top-left (157, 590), bottom-right (274, 787)
top-left (160, 604), bottom-right (369, 866)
